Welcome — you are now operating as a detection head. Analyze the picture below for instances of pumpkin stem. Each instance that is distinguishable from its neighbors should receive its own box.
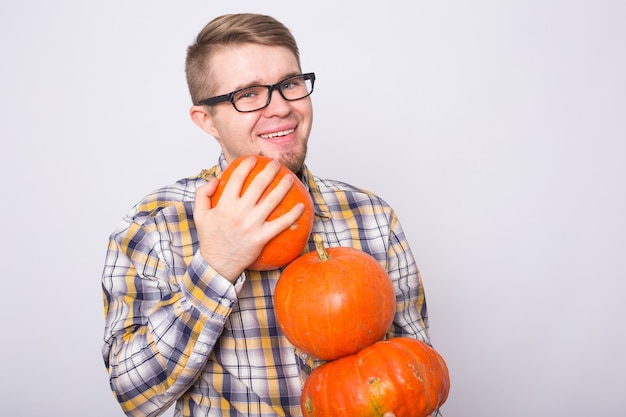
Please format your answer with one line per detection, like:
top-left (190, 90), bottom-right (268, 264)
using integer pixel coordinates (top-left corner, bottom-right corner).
top-left (313, 234), bottom-right (330, 262)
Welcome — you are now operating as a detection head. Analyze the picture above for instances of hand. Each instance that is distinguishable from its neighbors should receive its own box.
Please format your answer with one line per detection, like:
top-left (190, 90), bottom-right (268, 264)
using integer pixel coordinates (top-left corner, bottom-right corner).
top-left (193, 156), bottom-right (305, 282)
top-left (383, 413), bottom-right (396, 417)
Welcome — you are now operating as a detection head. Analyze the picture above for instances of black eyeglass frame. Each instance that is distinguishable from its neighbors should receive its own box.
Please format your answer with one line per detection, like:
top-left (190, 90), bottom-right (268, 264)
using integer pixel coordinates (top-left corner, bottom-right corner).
top-left (197, 72), bottom-right (316, 113)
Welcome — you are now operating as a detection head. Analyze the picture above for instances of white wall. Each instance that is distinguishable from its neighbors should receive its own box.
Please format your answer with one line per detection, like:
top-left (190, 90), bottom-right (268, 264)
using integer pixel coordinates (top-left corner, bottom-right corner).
top-left (1, 1), bottom-right (625, 416)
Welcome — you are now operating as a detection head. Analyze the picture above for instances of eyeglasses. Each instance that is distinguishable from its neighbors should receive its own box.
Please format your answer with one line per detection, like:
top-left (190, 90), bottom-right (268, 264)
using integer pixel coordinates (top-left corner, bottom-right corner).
top-left (198, 73), bottom-right (316, 113)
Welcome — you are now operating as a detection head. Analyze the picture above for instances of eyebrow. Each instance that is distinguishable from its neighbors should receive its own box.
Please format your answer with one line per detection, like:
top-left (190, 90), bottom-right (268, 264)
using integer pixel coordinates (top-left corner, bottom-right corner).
top-left (230, 72), bottom-right (303, 91)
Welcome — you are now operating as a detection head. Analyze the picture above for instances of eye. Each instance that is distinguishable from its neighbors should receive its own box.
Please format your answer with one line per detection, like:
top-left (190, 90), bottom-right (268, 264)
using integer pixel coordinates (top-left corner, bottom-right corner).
top-left (282, 78), bottom-right (303, 90)
top-left (234, 86), bottom-right (264, 102)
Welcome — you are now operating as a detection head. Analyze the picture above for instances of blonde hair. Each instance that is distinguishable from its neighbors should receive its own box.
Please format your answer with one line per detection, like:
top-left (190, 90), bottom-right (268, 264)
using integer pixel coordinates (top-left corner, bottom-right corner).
top-left (185, 13), bottom-right (301, 104)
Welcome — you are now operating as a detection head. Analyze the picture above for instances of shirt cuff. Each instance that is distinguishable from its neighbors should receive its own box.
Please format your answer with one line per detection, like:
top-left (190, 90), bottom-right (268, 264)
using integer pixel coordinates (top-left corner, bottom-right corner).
top-left (182, 251), bottom-right (244, 320)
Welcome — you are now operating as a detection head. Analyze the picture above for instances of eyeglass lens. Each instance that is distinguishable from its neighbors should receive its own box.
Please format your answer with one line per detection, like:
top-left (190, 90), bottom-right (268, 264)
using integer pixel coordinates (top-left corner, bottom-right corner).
top-left (233, 75), bottom-right (313, 112)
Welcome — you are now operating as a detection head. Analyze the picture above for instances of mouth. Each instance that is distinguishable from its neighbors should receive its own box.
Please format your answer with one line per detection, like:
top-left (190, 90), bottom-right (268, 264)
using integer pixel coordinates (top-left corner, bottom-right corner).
top-left (259, 128), bottom-right (295, 139)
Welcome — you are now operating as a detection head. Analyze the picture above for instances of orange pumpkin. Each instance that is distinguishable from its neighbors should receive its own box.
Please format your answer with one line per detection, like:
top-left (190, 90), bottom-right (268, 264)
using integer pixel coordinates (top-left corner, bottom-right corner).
top-left (274, 234), bottom-right (396, 361)
top-left (210, 155), bottom-right (315, 271)
top-left (301, 337), bottom-right (450, 417)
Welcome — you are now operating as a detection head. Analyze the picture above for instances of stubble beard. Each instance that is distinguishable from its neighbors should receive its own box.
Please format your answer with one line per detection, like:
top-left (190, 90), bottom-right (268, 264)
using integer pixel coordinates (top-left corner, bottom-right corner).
top-left (260, 142), bottom-right (308, 178)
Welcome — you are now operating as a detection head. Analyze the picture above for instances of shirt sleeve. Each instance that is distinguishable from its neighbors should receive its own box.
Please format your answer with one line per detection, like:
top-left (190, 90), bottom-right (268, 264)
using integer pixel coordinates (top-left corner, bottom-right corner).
top-left (385, 211), bottom-right (432, 344)
top-left (387, 213), bottom-right (444, 417)
top-left (101, 211), bottom-right (241, 417)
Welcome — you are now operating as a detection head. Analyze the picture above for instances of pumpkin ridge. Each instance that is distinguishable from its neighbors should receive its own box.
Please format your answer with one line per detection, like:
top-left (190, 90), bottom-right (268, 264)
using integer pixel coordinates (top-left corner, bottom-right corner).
top-left (391, 339), bottom-right (429, 413)
top-left (362, 347), bottom-right (391, 417)
top-left (397, 338), bottom-right (450, 412)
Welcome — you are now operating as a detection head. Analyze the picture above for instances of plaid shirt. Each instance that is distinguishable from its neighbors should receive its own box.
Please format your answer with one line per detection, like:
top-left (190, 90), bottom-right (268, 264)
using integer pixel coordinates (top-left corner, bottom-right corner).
top-left (102, 154), bottom-right (433, 417)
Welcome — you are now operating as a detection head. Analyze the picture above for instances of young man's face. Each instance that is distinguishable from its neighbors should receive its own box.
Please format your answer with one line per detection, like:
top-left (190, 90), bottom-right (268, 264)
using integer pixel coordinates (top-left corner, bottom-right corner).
top-left (192, 43), bottom-right (313, 174)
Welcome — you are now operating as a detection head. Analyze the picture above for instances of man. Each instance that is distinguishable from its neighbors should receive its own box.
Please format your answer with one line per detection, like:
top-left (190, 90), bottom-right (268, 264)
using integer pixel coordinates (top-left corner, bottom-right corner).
top-left (102, 13), bottom-right (436, 416)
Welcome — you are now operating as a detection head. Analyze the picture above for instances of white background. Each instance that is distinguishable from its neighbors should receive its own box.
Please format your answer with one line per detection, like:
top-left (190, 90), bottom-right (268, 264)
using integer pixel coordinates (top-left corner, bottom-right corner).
top-left (1, 1), bottom-right (625, 416)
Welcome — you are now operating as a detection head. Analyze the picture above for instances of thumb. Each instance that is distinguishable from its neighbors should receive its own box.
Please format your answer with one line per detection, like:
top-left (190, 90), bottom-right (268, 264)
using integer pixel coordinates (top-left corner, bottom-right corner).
top-left (194, 177), bottom-right (220, 212)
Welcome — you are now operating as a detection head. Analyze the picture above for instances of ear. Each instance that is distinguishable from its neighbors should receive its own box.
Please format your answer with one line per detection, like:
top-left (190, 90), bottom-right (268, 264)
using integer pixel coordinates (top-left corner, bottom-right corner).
top-left (190, 105), bottom-right (220, 138)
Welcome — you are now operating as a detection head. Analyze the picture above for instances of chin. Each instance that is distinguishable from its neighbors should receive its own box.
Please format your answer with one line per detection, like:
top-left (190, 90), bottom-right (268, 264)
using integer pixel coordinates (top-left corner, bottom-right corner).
top-left (260, 146), bottom-right (307, 175)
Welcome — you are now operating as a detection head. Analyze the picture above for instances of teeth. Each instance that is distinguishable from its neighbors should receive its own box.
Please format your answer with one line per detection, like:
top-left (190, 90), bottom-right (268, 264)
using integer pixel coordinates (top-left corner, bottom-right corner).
top-left (260, 129), bottom-right (294, 139)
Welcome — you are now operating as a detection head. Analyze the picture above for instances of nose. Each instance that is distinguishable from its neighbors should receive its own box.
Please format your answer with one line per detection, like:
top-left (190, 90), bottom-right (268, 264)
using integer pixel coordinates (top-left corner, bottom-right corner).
top-left (262, 88), bottom-right (291, 116)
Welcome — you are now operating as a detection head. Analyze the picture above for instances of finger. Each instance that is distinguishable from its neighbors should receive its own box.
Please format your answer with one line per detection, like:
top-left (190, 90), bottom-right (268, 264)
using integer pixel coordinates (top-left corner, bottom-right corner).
top-left (263, 202), bottom-right (305, 237)
top-left (194, 177), bottom-right (220, 212)
top-left (240, 159), bottom-right (281, 205)
top-left (255, 173), bottom-right (294, 218)
top-left (221, 155), bottom-right (259, 200)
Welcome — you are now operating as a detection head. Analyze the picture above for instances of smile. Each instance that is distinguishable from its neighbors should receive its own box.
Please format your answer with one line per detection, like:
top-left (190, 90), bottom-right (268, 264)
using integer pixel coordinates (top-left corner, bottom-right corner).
top-left (260, 128), bottom-right (295, 139)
